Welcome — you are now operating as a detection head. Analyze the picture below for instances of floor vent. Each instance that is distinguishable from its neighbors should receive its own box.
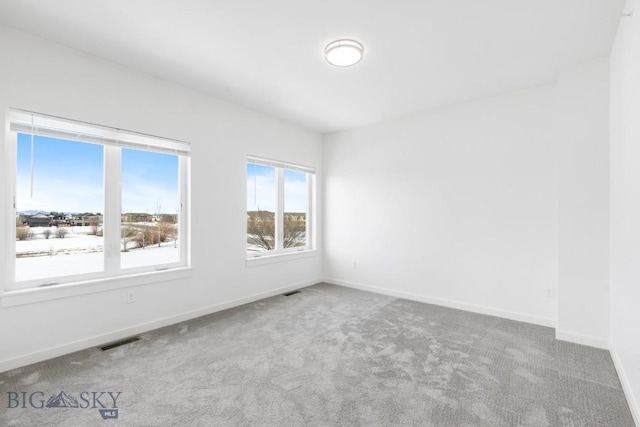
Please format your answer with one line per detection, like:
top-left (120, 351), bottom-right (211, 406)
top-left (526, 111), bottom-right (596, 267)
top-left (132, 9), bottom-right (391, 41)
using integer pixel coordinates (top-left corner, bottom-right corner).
top-left (98, 336), bottom-right (141, 351)
top-left (283, 290), bottom-right (301, 297)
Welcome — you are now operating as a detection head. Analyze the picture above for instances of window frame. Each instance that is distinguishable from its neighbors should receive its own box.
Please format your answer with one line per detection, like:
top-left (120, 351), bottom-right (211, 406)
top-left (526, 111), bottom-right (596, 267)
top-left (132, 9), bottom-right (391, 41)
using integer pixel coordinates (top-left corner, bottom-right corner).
top-left (246, 155), bottom-right (315, 260)
top-left (5, 109), bottom-right (191, 292)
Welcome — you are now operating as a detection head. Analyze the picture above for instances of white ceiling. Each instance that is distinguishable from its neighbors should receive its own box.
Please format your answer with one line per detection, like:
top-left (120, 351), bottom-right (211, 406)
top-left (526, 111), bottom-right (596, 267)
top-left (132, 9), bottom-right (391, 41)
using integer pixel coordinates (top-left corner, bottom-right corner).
top-left (0, 1), bottom-right (627, 134)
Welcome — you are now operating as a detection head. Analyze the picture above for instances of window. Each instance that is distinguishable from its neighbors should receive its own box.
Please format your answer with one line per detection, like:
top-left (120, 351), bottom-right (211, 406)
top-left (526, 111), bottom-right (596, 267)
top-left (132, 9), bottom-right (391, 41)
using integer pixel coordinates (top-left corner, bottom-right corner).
top-left (246, 156), bottom-right (314, 257)
top-left (7, 109), bottom-right (190, 290)
top-left (120, 148), bottom-right (181, 270)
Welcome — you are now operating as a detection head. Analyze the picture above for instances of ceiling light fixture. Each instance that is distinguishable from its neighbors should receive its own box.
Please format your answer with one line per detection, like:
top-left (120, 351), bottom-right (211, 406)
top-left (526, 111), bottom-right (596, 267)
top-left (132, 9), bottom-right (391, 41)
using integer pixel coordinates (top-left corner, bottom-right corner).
top-left (325, 39), bottom-right (364, 67)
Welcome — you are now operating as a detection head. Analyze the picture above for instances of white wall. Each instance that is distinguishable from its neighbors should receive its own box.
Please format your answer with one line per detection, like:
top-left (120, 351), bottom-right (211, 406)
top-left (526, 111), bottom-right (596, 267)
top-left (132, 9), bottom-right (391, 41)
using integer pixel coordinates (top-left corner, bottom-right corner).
top-left (610, 0), bottom-right (640, 422)
top-left (323, 85), bottom-right (559, 326)
top-left (323, 58), bottom-right (613, 346)
top-left (555, 58), bottom-right (611, 348)
top-left (0, 25), bottom-right (323, 371)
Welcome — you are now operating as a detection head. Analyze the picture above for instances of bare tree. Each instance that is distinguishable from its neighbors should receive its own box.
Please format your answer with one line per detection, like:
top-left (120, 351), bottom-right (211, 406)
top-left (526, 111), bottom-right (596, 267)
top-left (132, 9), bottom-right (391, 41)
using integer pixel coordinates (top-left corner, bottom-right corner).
top-left (55, 227), bottom-right (68, 239)
top-left (16, 225), bottom-right (33, 241)
top-left (283, 214), bottom-right (306, 248)
top-left (247, 211), bottom-right (275, 250)
top-left (155, 200), bottom-right (163, 247)
top-left (121, 226), bottom-right (137, 252)
top-left (136, 229), bottom-right (146, 249)
top-left (42, 228), bottom-right (52, 239)
top-left (89, 221), bottom-right (100, 236)
top-left (247, 212), bottom-right (306, 250)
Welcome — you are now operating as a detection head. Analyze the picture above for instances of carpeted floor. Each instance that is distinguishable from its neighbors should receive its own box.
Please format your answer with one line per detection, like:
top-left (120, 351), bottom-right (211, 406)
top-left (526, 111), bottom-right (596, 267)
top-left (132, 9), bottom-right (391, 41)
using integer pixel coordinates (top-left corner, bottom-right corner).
top-left (0, 283), bottom-right (635, 426)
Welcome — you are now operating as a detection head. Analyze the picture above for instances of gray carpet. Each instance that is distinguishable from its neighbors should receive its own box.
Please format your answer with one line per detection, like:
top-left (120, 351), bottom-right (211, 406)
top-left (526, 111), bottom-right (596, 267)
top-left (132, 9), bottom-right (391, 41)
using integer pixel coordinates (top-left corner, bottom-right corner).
top-left (0, 283), bottom-right (634, 426)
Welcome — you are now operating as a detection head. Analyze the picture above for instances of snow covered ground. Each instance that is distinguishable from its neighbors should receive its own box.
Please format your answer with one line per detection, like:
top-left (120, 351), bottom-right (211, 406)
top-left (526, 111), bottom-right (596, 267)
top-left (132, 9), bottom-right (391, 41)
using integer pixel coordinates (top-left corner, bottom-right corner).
top-left (16, 227), bottom-right (103, 257)
top-left (15, 226), bottom-right (179, 282)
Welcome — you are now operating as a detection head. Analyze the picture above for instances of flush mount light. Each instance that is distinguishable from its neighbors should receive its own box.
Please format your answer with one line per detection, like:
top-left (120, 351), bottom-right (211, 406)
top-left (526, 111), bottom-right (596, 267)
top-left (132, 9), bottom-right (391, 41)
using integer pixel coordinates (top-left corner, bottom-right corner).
top-left (325, 39), bottom-right (364, 67)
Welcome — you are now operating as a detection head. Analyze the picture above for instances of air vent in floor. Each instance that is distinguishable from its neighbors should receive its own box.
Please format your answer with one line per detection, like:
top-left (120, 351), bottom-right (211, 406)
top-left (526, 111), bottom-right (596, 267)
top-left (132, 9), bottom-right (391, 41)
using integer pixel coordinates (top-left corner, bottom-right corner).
top-left (98, 336), bottom-right (141, 351)
top-left (283, 290), bottom-right (301, 297)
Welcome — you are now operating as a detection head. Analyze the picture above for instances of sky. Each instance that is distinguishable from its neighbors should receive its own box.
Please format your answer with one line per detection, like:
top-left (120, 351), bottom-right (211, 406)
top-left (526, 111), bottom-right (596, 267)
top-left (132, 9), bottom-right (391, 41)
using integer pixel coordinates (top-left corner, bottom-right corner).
top-left (121, 148), bottom-right (179, 214)
top-left (16, 134), bottom-right (179, 214)
top-left (246, 164), bottom-right (307, 213)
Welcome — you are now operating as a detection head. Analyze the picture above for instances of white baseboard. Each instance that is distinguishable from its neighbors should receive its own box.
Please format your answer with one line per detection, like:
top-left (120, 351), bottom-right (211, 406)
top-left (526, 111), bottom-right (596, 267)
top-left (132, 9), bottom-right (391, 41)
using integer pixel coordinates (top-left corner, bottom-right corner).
top-left (610, 345), bottom-right (640, 426)
top-left (555, 329), bottom-right (609, 350)
top-left (324, 278), bottom-right (556, 328)
top-left (0, 278), bottom-right (320, 373)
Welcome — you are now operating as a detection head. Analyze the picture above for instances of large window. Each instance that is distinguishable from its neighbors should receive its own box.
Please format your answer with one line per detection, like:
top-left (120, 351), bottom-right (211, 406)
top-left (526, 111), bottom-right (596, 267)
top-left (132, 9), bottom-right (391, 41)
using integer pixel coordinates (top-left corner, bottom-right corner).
top-left (7, 109), bottom-right (190, 290)
top-left (246, 156), bottom-right (314, 257)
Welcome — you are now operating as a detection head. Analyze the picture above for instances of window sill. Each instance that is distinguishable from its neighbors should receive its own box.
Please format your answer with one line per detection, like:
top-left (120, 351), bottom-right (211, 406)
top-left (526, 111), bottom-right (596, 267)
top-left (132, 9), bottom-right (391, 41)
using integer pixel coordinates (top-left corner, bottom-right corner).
top-left (246, 249), bottom-right (317, 267)
top-left (1, 267), bottom-right (193, 308)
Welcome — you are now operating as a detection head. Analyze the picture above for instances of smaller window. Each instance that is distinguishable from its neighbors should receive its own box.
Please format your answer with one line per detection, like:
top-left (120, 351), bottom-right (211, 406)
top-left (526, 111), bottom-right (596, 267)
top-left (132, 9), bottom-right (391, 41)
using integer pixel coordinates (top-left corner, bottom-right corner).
top-left (246, 156), bottom-right (314, 257)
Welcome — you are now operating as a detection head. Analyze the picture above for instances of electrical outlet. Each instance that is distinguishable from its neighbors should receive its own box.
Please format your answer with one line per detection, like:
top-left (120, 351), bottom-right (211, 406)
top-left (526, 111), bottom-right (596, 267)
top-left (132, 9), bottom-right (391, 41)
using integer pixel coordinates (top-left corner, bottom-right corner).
top-left (352, 261), bottom-right (357, 269)
top-left (126, 291), bottom-right (135, 304)
top-left (545, 288), bottom-right (553, 298)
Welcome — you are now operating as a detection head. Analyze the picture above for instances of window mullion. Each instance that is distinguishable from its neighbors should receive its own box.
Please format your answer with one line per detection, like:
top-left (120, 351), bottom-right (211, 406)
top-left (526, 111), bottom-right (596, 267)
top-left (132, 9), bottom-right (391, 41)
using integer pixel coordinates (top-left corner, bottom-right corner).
top-left (179, 155), bottom-right (189, 266)
top-left (6, 132), bottom-right (18, 290)
top-left (276, 167), bottom-right (284, 251)
top-left (306, 172), bottom-right (313, 250)
top-left (103, 145), bottom-right (121, 273)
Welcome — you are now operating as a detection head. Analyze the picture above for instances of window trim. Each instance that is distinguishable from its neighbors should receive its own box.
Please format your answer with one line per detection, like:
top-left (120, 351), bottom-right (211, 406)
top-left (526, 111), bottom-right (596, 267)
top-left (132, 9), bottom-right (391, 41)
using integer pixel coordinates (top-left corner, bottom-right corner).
top-left (246, 155), bottom-right (315, 260)
top-left (1, 267), bottom-right (193, 308)
top-left (245, 248), bottom-right (317, 267)
top-left (5, 108), bottom-right (191, 292)
top-left (10, 110), bottom-right (189, 155)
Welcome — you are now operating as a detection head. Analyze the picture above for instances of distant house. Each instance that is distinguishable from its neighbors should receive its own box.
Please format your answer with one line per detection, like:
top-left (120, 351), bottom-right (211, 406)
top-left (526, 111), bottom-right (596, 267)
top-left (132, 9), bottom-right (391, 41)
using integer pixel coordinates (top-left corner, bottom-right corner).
top-left (247, 211), bottom-right (305, 224)
top-left (70, 213), bottom-right (102, 227)
top-left (247, 210), bottom-right (274, 224)
top-left (157, 214), bottom-right (177, 224)
top-left (22, 213), bottom-right (52, 227)
top-left (284, 213), bottom-right (306, 223)
top-left (122, 213), bottom-right (153, 223)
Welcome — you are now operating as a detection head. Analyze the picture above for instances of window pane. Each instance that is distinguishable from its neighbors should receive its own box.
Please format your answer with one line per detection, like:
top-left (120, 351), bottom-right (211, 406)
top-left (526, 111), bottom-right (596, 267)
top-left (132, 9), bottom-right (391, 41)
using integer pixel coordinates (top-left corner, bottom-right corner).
top-left (16, 134), bottom-right (104, 282)
top-left (121, 148), bottom-right (180, 269)
top-left (247, 163), bottom-right (276, 252)
top-left (283, 169), bottom-right (307, 248)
